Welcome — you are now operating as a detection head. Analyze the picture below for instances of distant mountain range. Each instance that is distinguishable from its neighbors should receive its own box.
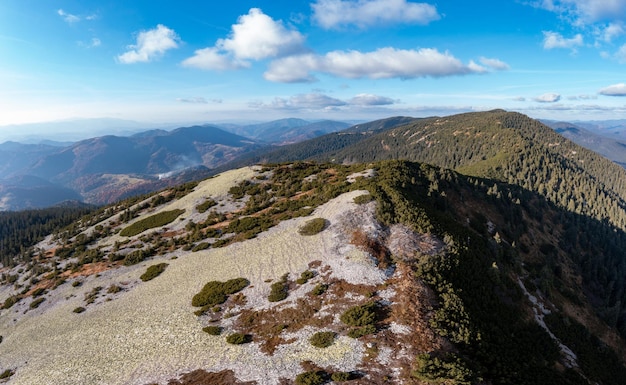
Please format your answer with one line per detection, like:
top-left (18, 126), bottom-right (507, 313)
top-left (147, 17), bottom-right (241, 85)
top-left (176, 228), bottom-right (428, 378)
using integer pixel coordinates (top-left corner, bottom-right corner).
top-left (0, 119), bottom-right (350, 210)
top-left (218, 118), bottom-right (350, 144)
top-left (542, 120), bottom-right (626, 168)
top-left (5, 113), bottom-right (626, 211)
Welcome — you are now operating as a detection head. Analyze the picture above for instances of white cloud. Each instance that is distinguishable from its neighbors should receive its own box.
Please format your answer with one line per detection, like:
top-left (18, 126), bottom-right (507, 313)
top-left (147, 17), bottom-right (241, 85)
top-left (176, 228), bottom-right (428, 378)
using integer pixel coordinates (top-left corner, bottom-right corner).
top-left (513, 96), bottom-right (526, 101)
top-left (182, 8), bottom-right (305, 71)
top-left (615, 44), bottom-right (626, 63)
top-left (599, 83), bottom-right (626, 96)
top-left (78, 38), bottom-right (102, 48)
top-left (349, 94), bottom-right (396, 105)
top-left (177, 97), bottom-right (208, 104)
top-left (533, 0), bottom-right (626, 24)
top-left (567, 94), bottom-right (597, 100)
top-left (567, 0), bottom-right (626, 24)
top-left (311, 0), bottom-right (440, 29)
top-left (251, 93), bottom-right (347, 110)
top-left (542, 31), bottom-right (583, 49)
top-left (57, 9), bottom-right (80, 23)
top-left (479, 57), bottom-right (510, 70)
top-left (534, 93), bottom-right (562, 102)
top-left (263, 54), bottom-right (321, 82)
top-left (599, 22), bottom-right (624, 42)
top-left (182, 47), bottom-right (249, 70)
top-left (57, 9), bottom-right (97, 24)
top-left (264, 48), bottom-right (498, 83)
top-left (219, 8), bottom-right (305, 60)
top-left (118, 25), bottom-right (180, 64)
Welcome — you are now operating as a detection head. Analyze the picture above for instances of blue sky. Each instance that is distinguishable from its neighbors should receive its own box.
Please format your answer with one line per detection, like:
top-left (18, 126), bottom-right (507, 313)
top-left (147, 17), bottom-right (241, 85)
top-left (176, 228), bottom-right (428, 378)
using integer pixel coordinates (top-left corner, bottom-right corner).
top-left (3, 0), bottom-right (626, 134)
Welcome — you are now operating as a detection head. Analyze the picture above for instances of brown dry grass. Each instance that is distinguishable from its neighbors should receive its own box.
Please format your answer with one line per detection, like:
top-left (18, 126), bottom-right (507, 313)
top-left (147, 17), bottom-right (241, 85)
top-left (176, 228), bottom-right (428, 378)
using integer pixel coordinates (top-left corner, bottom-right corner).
top-left (350, 230), bottom-right (392, 270)
top-left (161, 369), bottom-right (257, 385)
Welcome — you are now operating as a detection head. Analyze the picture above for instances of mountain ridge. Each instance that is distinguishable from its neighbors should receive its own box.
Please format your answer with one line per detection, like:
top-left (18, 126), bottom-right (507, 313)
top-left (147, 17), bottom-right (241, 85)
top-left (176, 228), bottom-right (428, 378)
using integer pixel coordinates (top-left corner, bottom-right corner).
top-left (1, 160), bottom-right (626, 384)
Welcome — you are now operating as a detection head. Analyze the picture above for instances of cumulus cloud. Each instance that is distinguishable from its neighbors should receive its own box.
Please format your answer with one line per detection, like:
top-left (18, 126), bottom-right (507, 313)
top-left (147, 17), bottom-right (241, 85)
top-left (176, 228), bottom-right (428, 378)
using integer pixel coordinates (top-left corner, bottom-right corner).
top-left (251, 93), bottom-right (347, 110)
top-left (251, 92), bottom-right (399, 110)
top-left (542, 31), bottom-right (583, 49)
top-left (534, 93), bottom-right (562, 102)
top-left (599, 83), bottom-right (626, 96)
top-left (311, 0), bottom-right (440, 29)
top-left (182, 47), bottom-right (249, 70)
top-left (264, 48), bottom-right (503, 83)
top-left (182, 8), bottom-right (305, 70)
top-left (118, 25), bottom-right (180, 64)
top-left (349, 93), bottom-right (397, 106)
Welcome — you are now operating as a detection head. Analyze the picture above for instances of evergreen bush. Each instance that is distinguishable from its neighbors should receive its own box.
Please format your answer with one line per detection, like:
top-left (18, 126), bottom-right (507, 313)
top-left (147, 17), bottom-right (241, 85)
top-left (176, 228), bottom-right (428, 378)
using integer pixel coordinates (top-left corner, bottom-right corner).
top-left (309, 331), bottom-right (335, 348)
top-left (298, 218), bottom-right (328, 236)
top-left (140, 263), bottom-right (168, 282)
top-left (120, 209), bottom-right (184, 237)
top-left (202, 326), bottom-right (222, 335)
top-left (295, 371), bottom-right (325, 385)
top-left (192, 278), bottom-right (249, 307)
top-left (225, 332), bottom-right (250, 345)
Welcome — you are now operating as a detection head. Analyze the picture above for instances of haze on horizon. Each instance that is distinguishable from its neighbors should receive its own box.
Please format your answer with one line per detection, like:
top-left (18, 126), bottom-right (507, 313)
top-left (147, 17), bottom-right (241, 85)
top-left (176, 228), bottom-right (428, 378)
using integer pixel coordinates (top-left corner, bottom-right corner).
top-left (3, 0), bottom-right (626, 140)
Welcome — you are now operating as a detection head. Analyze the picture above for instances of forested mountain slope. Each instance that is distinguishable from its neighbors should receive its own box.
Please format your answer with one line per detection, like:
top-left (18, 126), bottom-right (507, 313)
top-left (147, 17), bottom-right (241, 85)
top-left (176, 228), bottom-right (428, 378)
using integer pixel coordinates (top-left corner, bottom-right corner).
top-left (212, 116), bottom-right (422, 173)
top-left (1, 161), bottom-right (626, 384)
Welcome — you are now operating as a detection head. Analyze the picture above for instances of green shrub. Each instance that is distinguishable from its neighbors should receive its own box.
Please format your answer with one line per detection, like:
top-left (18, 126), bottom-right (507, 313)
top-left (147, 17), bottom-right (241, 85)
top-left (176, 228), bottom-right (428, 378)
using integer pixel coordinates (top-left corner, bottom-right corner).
top-left (196, 198), bottom-right (217, 213)
top-left (123, 249), bottom-right (148, 266)
top-left (192, 242), bottom-right (210, 252)
top-left (140, 263), bottom-right (169, 282)
top-left (84, 286), bottom-right (102, 304)
top-left (1, 296), bottom-right (18, 310)
top-left (353, 194), bottom-right (373, 204)
top-left (202, 326), bottom-right (222, 335)
top-left (268, 274), bottom-right (289, 302)
top-left (298, 218), bottom-right (328, 236)
top-left (225, 216), bottom-right (273, 235)
top-left (296, 270), bottom-right (315, 284)
top-left (331, 372), bottom-right (351, 382)
top-left (347, 324), bottom-right (376, 338)
top-left (0, 369), bottom-right (14, 380)
top-left (107, 284), bottom-right (122, 293)
top-left (192, 278), bottom-right (249, 307)
top-left (30, 297), bottom-right (45, 309)
top-left (340, 302), bottom-right (377, 327)
top-left (108, 253), bottom-right (125, 262)
top-left (295, 371), bottom-right (325, 385)
top-left (120, 209), bottom-right (185, 237)
top-left (412, 353), bottom-right (475, 385)
top-left (311, 283), bottom-right (328, 296)
top-left (309, 331), bottom-right (335, 348)
top-left (226, 332), bottom-right (250, 345)
top-left (73, 306), bottom-right (86, 313)
top-left (31, 287), bottom-right (46, 297)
